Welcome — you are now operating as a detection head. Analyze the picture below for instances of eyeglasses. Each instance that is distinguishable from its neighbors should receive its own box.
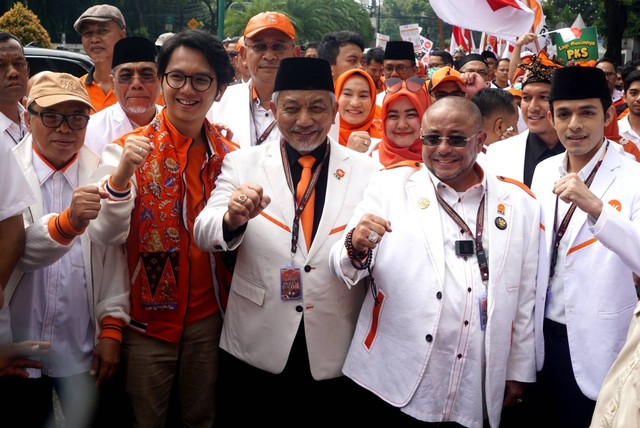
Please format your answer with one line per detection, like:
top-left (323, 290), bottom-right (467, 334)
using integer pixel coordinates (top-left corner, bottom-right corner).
top-left (163, 71), bottom-right (215, 92)
top-left (227, 51), bottom-right (238, 58)
top-left (421, 130), bottom-right (481, 147)
top-left (115, 72), bottom-right (158, 84)
top-left (384, 64), bottom-right (413, 74)
top-left (28, 108), bottom-right (90, 130)
top-left (432, 90), bottom-right (465, 100)
top-left (460, 67), bottom-right (488, 77)
top-left (245, 42), bottom-right (291, 53)
top-left (385, 76), bottom-right (425, 94)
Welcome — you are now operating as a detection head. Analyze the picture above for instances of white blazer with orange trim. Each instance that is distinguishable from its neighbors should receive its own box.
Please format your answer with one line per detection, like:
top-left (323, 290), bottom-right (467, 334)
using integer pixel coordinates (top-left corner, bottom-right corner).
top-left (483, 130), bottom-right (529, 183)
top-left (531, 142), bottom-right (640, 400)
top-left (329, 164), bottom-right (540, 428)
top-left (194, 137), bottom-right (379, 380)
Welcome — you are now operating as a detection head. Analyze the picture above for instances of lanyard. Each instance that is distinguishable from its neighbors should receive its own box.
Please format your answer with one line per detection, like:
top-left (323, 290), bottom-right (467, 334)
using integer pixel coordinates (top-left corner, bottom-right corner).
top-left (549, 141), bottom-right (608, 279)
top-left (280, 141), bottom-right (330, 255)
top-left (435, 190), bottom-right (489, 284)
top-left (249, 83), bottom-right (277, 146)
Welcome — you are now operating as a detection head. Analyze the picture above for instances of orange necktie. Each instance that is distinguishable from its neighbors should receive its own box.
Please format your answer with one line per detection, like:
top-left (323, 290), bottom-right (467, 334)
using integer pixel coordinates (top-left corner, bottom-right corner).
top-left (297, 155), bottom-right (316, 251)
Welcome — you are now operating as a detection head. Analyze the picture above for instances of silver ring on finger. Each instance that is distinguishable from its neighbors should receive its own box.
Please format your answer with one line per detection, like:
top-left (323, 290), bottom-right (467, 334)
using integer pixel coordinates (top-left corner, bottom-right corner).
top-left (367, 230), bottom-right (380, 243)
top-left (137, 148), bottom-right (143, 156)
top-left (236, 194), bottom-right (248, 204)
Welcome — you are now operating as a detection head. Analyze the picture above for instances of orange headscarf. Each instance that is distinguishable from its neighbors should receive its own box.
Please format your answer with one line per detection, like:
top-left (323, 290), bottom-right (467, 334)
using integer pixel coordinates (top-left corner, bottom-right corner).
top-left (335, 69), bottom-right (382, 146)
top-left (378, 83), bottom-right (429, 168)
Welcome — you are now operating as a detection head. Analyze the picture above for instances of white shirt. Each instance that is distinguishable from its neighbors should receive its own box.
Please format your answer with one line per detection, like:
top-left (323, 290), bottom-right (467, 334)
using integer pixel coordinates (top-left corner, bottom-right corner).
top-left (0, 134), bottom-right (34, 221)
top-left (402, 175), bottom-right (488, 426)
top-left (10, 154), bottom-right (93, 377)
top-left (618, 114), bottom-right (640, 152)
top-left (0, 104), bottom-right (27, 150)
top-left (545, 142), bottom-right (608, 325)
top-left (250, 97), bottom-right (281, 146)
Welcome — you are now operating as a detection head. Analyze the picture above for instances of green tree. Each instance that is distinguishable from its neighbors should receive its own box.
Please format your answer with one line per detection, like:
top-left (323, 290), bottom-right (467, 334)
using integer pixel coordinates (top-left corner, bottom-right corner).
top-left (0, 2), bottom-right (51, 47)
top-left (379, 0), bottom-right (441, 46)
top-left (542, 0), bottom-right (639, 65)
top-left (223, 0), bottom-right (373, 45)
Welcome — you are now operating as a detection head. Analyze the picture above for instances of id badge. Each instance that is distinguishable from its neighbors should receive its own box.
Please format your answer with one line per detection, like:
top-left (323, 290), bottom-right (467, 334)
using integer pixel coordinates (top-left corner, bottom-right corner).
top-left (281, 265), bottom-right (303, 301)
top-left (478, 290), bottom-right (488, 331)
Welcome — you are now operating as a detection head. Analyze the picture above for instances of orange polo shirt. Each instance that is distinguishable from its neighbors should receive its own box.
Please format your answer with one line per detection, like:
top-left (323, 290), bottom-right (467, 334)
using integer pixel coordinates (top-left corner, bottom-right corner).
top-left (80, 69), bottom-right (117, 113)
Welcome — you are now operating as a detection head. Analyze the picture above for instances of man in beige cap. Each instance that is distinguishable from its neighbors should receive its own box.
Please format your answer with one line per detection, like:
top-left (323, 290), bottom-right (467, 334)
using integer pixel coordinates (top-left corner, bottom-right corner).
top-left (207, 11), bottom-right (300, 147)
top-left (74, 4), bottom-right (127, 112)
top-left (1, 72), bottom-right (129, 428)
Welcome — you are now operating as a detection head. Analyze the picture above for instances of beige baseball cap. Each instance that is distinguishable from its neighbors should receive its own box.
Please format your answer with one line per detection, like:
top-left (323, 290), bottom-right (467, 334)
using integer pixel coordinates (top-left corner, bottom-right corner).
top-left (27, 72), bottom-right (94, 111)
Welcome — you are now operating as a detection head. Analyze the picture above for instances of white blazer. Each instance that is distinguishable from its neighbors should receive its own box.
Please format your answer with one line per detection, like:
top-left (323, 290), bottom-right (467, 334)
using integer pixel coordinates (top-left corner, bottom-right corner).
top-left (483, 130), bottom-right (529, 183)
top-left (84, 102), bottom-right (161, 156)
top-left (531, 143), bottom-right (640, 400)
top-left (329, 165), bottom-right (540, 427)
top-left (194, 137), bottom-right (379, 380)
top-left (4, 137), bottom-right (129, 341)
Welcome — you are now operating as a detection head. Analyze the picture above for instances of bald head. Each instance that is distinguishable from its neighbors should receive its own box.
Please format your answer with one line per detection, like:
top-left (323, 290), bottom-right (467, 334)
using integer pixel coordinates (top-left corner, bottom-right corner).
top-left (425, 96), bottom-right (483, 130)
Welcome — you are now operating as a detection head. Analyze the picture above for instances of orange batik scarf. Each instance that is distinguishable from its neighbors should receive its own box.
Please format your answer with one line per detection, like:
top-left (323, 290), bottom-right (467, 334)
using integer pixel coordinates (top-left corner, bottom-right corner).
top-left (130, 109), bottom-right (236, 311)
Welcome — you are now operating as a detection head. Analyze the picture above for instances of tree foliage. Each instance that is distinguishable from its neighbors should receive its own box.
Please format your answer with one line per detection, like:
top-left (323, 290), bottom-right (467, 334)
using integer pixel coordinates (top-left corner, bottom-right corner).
top-left (379, 0), bottom-right (441, 45)
top-left (0, 2), bottom-right (51, 48)
top-left (223, 0), bottom-right (373, 45)
top-left (0, 0), bottom-right (636, 61)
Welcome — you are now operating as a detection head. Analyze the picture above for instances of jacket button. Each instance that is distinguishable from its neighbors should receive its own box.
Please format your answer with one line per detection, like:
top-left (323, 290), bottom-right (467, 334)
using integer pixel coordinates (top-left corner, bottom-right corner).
top-left (436, 291), bottom-right (442, 300)
top-left (304, 265), bottom-right (312, 272)
top-left (425, 334), bottom-right (433, 342)
top-left (295, 305), bottom-right (303, 313)
top-left (457, 353), bottom-right (462, 359)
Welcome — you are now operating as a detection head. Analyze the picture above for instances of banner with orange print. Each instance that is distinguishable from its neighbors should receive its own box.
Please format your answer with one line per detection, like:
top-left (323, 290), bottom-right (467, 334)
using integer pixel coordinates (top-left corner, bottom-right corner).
top-left (521, 0), bottom-right (552, 54)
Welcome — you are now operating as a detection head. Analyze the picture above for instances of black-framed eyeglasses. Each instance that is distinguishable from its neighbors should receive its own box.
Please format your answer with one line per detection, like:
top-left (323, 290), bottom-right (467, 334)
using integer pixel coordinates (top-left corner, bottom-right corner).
top-left (432, 90), bottom-right (465, 100)
top-left (28, 108), bottom-right (90, 130)
top-left (421, 131), bottom-right (481, 147)
top-left (460, 67), bottom-right (489, 77)
top-left (384, 64), bottom-right (412, 74)
top-left (115, 72), bottom-right (158, 84)
top-left (227, 51), bottom-right (238, 58)
top-left (245, 42), bottom-right (291, 53)
top-left (385, 76), bottom-right (425, 94)
top-left (163, 71), bottom-right (215, 92)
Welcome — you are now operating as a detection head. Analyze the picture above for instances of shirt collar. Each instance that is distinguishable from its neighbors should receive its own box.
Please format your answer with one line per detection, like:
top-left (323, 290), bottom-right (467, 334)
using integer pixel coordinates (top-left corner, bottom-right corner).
top-left (559, 138), bottom-right (608, 180)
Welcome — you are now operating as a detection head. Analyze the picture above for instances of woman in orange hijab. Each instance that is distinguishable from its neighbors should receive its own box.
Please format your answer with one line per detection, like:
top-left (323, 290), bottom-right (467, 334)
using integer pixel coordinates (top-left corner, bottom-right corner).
top-left (335, 68), bottom-right (382, 153)
top-left (374, 77), bottom-right (430, 168)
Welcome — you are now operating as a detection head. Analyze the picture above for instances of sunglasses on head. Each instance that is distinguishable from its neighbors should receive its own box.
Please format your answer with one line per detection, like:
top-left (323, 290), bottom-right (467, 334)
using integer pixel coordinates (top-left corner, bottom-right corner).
top-left (384, 76), bottom-right (425, 94)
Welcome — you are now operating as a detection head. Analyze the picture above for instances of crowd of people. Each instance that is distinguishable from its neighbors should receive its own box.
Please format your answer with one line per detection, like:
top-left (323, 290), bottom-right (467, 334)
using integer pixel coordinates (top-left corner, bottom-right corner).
top-left (2, 3), bottom-right (640, 428)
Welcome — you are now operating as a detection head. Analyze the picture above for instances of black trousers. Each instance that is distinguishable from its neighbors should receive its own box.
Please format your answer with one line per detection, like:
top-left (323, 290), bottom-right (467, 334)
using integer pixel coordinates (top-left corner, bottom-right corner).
top-left (535, 319), bottom-right (596, 428)
top-left (214, 320), bottom-right (367, 427)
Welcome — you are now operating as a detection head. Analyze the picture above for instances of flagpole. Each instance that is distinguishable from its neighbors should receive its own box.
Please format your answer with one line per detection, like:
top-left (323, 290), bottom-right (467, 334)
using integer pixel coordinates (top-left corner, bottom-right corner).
top-left (438, 18), bottom-right (445, 50)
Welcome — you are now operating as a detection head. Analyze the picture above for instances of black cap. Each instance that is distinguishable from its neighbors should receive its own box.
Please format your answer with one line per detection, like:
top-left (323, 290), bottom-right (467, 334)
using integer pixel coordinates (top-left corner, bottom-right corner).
top-left (549, 66), bottom-right (611, 103)
top-left (112, 36), bottom-right (157, 69)
top-left (274, 57), bottom-right (334, 92)
top-left (384, 41), bottom-right (415, 61)
top-left (457, 53), bottom-right (488, 70)
top-left (481, 50), bottom-right (497, 61)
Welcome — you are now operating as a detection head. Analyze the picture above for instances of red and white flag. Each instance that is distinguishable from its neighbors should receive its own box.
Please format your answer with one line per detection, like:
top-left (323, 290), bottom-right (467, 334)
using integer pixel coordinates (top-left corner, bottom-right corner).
top-left (450, 26), bottom-right (475, 54)
top-left (554, 27), bottom-right (583, 43)
top-left (430, 0), bottom-right (535, 40)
